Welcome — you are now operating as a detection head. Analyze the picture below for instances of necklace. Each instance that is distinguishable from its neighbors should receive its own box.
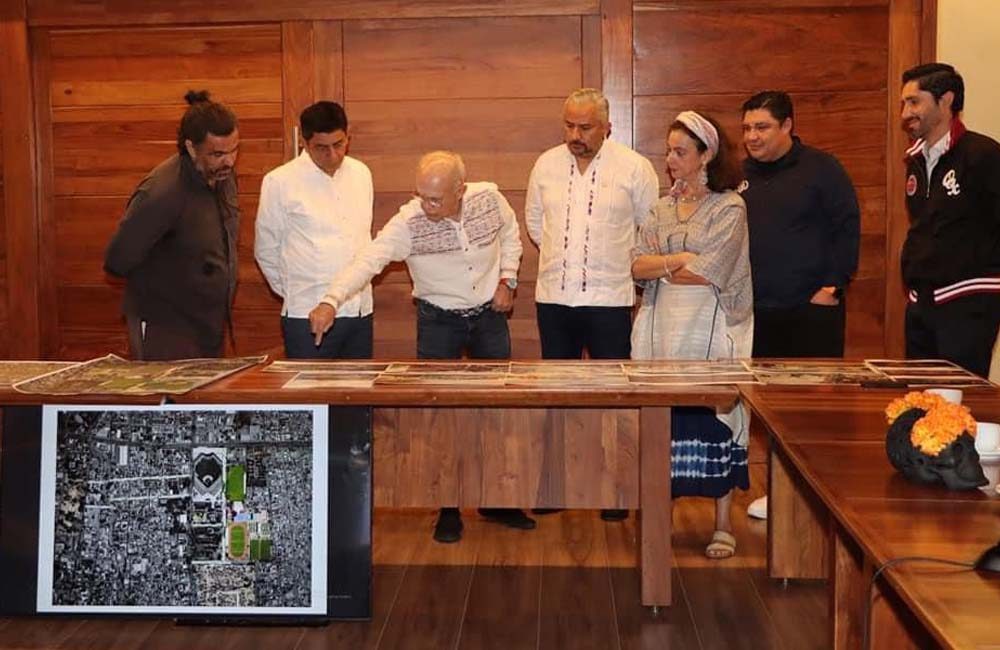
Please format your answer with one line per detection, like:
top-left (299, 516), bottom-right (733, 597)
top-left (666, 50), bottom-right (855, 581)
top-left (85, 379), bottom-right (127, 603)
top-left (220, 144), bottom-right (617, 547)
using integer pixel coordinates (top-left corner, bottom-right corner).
top-left (676, 191), bottom-right (707, 204)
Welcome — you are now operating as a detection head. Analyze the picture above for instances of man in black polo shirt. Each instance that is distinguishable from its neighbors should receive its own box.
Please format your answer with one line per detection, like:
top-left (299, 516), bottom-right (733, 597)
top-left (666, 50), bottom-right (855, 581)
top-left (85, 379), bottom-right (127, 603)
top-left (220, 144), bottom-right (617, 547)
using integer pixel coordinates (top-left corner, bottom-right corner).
top-left (900, 63), bottom-right (1000, 378)
top-left (739, 91), bottom-right (860, 519)
top-left (105, 90), bottom-right (240, 360)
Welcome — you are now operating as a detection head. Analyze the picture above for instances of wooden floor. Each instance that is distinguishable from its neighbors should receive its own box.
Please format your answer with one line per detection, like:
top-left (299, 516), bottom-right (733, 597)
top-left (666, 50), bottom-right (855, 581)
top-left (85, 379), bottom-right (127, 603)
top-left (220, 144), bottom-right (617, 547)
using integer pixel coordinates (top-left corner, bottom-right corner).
top-left (0, 459), bottom-right (829, 650)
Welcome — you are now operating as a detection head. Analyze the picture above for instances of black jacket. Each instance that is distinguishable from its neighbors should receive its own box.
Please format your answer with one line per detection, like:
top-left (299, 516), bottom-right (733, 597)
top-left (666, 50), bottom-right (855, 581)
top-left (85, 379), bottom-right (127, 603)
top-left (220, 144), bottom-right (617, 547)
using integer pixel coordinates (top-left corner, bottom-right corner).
top-left (902, 120), bottom-right (1000, 291)
top-left (105, 154), bottom-right (239, 357)
top-left (741, 138), bottom-right (860, 310)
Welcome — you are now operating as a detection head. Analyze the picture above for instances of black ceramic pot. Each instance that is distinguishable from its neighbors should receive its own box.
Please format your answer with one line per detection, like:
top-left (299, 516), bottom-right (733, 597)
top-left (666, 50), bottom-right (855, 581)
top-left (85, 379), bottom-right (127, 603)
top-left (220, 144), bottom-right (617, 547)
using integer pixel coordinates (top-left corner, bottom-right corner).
top-left (885, 407), bottom-right (988, 490)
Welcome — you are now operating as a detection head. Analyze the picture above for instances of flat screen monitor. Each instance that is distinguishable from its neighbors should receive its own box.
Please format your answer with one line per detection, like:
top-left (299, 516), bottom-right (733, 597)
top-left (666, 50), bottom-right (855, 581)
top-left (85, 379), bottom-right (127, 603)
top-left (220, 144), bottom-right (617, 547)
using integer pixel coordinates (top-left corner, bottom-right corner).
top-left (0, 404), bottom-right (371, 622)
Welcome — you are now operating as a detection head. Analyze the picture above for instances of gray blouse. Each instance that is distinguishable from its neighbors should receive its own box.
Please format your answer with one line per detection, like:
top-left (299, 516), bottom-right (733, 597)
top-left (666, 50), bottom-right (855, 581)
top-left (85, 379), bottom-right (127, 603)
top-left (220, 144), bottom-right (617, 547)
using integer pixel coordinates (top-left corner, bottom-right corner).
top-left (635, 190), bottom-right (753, 326)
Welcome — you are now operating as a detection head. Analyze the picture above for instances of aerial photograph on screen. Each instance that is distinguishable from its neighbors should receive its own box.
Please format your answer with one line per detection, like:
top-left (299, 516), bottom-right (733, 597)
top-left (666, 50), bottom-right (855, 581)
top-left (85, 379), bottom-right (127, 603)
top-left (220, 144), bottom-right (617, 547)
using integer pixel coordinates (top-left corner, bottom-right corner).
top-left (41, 407), bottom-right (320, 611)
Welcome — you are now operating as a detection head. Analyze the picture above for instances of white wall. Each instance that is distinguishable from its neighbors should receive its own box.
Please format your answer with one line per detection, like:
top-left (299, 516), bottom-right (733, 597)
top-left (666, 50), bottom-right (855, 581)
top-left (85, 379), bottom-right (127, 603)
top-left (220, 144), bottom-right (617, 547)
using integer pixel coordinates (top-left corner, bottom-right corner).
top-left (938, 0), bottom-right (1000, 139)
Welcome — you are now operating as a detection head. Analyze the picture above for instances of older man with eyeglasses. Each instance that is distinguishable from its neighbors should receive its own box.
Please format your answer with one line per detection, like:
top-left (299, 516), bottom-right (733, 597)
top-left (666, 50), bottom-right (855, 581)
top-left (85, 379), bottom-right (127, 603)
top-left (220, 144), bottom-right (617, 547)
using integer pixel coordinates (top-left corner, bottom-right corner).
top-left (309, 150), bottom-right (532, 543)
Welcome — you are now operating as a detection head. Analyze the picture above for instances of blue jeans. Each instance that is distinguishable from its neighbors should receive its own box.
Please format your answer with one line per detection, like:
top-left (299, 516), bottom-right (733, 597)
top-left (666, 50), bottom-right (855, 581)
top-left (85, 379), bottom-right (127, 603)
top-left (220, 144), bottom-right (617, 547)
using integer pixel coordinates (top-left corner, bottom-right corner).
top-left (416, 300), bottom-right (511, 360)
top-left (282, 315), bottom-right (373, 360)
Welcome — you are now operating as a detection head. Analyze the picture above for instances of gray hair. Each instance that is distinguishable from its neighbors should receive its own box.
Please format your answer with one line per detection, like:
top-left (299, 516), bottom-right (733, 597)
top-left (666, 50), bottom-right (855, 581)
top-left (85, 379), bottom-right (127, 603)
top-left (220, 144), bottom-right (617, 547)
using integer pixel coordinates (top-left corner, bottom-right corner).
top-left (417, 150), bottom-right (466, 187)
top-left (564, 88), bottom-right (610, 123)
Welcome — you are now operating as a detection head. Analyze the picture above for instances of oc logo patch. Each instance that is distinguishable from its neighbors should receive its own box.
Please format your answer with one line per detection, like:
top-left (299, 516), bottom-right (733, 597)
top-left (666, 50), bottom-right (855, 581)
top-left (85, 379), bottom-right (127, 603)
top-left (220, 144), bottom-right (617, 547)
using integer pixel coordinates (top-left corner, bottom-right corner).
top-left (905, 174), bottom-right (917, 197)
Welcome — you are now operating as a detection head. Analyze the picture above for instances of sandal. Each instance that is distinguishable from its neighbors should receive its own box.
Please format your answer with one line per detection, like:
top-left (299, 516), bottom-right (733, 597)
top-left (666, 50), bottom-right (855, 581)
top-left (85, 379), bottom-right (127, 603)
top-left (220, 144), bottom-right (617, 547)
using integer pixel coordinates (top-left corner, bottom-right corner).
top-left (705, 530), bottom-right (736, 560)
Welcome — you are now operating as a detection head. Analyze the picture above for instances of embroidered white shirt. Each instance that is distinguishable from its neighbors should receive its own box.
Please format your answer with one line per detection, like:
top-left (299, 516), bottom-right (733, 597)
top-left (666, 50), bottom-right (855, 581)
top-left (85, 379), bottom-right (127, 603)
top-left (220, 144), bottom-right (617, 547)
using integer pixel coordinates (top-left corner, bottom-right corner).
top-left (321, 182), bottom-right (522, 311)
top-left (923, 131), bottom-right (952, 183)
top-left (526, 139), bottom-right (659, 307)
top-left (254, 152), bottom-right (374, 319)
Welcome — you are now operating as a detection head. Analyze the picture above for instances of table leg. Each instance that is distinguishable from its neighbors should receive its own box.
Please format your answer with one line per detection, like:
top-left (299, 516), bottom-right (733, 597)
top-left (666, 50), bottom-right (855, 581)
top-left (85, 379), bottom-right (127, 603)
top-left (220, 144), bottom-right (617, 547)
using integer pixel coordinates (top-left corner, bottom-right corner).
top-left (830, 520), bottom-right (867, 650)
top-left (639, 405), bottom-right (671, 607)
top-left (768, 443), bottom-right (828, 579)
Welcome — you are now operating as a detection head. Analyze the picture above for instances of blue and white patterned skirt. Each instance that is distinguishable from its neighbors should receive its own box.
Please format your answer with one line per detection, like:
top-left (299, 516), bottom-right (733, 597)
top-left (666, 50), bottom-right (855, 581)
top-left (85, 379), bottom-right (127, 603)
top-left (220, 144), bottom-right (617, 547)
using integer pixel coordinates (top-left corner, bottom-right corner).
top-left (671, 406), bottom-right (750, 498)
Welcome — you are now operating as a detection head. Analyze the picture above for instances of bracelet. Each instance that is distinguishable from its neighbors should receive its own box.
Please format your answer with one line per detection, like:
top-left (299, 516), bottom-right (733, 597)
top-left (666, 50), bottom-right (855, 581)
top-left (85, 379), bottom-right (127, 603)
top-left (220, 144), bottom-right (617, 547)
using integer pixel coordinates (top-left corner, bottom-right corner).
top-left (662, 256), bottom-right (673, 280)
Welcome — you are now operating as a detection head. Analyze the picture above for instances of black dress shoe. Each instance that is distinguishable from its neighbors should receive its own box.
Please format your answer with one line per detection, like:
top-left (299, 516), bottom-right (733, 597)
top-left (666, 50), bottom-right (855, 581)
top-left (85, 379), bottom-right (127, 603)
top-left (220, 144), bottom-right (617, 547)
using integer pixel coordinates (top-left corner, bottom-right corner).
top-left (600, 509), bottom-right (629, 521)
top-left (478, 508), bottom-right (537, 530)
top-left (433, 508), bottom-right (463, 543)
top-left (530, 508), bottom-right (565, 514)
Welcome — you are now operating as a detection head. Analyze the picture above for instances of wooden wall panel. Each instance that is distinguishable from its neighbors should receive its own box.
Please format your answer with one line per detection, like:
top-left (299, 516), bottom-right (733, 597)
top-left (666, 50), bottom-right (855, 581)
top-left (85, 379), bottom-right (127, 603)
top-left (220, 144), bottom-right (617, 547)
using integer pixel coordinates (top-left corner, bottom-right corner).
top-left (40, 24), bottom-right (285, 359)
top-left (344, 17), bottom-right (582, 101)
top-left (884, 0), bottom-right (924, 357)
top-left (1, 11), bottom-right (41, 359)
top-left (6, 1), bottom-right (927, 362)
top-left (0, 99), bottom-right (7, 358)
top-left (634, 6), bottom-right (887, 95)
top-left (28, 0), bottom-right (601, 26)
top-left (633, 3), bottom-right (891, 358)
top-left (348, 98), bottom-right (565, 192)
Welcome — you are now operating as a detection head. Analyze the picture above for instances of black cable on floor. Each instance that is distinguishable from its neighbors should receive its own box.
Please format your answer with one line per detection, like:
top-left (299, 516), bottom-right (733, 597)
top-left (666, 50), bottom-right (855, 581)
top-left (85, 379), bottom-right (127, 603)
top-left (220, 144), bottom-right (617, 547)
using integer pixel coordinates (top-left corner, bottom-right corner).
top-left (861, 555), bottom-right (975, 650)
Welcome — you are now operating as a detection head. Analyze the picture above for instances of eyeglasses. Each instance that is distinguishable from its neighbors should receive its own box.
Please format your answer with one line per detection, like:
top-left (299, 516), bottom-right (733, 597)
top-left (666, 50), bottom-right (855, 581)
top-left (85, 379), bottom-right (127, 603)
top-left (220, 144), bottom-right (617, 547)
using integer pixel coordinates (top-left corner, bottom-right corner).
top-left (415, 193), bottom-right (445, 208)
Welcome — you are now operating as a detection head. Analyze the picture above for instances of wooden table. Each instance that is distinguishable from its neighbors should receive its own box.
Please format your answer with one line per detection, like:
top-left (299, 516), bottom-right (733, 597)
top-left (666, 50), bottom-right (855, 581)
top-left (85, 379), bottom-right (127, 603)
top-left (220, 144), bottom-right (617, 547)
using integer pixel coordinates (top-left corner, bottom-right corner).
top-left (163, 360), bottom-right (739, 608)
top-left (743, 385), bottom-right (1000, 649)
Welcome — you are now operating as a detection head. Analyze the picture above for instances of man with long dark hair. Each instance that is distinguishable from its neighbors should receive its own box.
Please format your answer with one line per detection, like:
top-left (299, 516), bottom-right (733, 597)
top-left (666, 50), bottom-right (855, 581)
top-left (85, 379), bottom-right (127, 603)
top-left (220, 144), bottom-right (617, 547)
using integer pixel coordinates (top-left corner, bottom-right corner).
top-left (105, 90), bottom-right (240, 360)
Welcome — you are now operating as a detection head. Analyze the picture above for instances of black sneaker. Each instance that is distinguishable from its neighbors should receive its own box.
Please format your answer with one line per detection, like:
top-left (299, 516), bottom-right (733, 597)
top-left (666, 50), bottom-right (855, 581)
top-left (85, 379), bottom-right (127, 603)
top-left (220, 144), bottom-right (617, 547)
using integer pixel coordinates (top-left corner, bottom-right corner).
top-left (600, 509), bottom-right (628, 521)
top-left (433, 508), bottom-right (463, 543)
top-left (478, 508), bottom-right (537, 530)
top-left (530, 508), bottom-right (565, 514)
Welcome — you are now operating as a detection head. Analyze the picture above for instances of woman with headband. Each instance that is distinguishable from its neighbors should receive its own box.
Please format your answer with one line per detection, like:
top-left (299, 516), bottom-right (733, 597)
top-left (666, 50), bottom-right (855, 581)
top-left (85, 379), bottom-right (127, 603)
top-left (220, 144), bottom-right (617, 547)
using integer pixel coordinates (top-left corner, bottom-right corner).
top-left (631, 111), bottom-right (752, 560)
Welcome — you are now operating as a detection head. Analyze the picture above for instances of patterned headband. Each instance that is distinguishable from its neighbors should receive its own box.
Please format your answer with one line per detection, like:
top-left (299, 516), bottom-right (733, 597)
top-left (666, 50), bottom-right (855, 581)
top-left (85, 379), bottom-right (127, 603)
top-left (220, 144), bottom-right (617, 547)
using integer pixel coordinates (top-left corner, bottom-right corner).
top-left (676, 111), bottom-right (719, 161)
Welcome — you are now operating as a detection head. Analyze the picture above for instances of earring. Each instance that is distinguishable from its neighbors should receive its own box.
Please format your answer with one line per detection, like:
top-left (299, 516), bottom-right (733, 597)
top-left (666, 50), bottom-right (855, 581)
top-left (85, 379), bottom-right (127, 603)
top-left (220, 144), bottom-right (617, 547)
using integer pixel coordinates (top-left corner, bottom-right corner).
top-left (698, 163), bottom-right (708, 187)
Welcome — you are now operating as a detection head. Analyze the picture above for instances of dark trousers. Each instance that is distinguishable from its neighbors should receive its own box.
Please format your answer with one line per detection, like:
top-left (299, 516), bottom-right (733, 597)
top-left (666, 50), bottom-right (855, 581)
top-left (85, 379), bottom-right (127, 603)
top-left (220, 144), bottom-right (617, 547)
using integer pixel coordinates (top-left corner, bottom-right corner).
top-left (416, 300), bottom-right (510, 360)
top-left (282, 315), bottom-right (373, 360)
top-left (905, 292), bottom-right (1000, 378)
top-left (126, 315), bottom-right (222, 360)
top-left (535, 303), bottom-right (632, 359)
top-left (752, 301), bottom-right (846, 358)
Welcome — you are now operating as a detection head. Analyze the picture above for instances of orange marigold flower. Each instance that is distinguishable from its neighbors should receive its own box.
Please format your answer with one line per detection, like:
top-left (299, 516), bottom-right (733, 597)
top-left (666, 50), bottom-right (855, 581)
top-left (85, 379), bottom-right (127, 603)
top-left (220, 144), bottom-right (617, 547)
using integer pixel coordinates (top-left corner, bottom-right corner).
top-left (886, 391), bottom-right (977, 457)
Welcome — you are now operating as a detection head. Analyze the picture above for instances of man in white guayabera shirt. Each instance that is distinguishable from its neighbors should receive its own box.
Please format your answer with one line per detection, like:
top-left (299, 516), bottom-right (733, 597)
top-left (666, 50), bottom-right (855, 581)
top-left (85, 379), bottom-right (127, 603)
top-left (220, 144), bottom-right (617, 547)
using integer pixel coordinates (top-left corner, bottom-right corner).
top-left (255, 101), bottom-right (375, 359)
top-left (308, 150), bottom-right (534, 544)
top-left (525, 88), bottom-right (659, 521)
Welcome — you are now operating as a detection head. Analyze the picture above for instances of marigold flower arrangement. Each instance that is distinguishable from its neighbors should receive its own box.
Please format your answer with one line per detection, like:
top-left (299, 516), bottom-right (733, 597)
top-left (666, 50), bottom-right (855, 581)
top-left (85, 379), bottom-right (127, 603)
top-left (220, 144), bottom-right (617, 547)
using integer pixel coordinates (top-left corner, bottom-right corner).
top-left (885, 391), bottom-right (978, 456)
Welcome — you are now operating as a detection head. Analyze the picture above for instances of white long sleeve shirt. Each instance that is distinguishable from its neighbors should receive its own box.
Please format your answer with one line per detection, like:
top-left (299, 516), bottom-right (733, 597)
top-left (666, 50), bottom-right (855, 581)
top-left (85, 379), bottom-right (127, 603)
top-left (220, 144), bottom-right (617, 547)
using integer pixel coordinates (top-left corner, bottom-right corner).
top-left (321, 182), bottom-right (522, 311)
top-left (254, 152), bottom-right (374, 318)
top-left (526, 139), bottom-right (659, 307)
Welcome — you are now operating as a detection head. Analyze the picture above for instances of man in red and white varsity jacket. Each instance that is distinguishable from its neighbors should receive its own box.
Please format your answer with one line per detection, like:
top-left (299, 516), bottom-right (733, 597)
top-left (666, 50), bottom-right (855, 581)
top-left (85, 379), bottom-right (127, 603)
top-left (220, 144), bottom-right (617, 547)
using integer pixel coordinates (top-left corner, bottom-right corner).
top-left (900, 62), bottom-right (1000, 377)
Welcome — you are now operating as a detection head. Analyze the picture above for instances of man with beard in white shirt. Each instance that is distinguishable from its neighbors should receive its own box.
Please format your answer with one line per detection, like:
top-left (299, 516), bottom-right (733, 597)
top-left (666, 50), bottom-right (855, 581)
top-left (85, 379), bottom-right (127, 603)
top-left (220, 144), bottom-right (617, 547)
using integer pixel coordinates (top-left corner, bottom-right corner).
top-left (525, 88), bottom-right (659, 521)
top-left (255, 101), bottom-right (375, 359)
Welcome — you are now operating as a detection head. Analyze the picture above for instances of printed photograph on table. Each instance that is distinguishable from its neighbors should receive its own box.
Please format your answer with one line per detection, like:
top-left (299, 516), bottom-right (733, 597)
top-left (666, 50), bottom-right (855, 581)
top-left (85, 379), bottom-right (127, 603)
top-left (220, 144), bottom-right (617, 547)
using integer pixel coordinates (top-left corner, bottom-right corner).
top-left (0, 361), bottom-right (80, 387)
top-left (746, 360), bottom-right (887, 385)
top-left (35, 405), bottom-right (329, 615)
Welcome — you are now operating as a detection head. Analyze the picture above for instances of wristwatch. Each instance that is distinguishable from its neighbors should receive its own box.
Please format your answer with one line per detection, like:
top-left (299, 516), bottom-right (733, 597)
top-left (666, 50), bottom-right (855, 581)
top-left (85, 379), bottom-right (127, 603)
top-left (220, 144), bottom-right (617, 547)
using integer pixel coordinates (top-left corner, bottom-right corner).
top-left (500, 277), bottom-right (518, 290)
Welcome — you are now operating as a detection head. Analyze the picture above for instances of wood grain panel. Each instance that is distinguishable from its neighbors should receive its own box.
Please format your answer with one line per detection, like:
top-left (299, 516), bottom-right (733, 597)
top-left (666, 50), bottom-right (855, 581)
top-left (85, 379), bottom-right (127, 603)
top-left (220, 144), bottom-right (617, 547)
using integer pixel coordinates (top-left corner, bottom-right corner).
top-left (348, 98), bottom-right (563, 192)
top-left (282, 21), bottom-right (314, 162)
top-left (1, 14), bottom-right (41, 358)
top-left (38, 24), bottom-right (285, 360)
top-left (884, 0), bottom-right (922, 357)
top-left (29, 0), bottom-right (601, 26)
top-left (373, 407), bottom-right (639, 508)
top-left (0, 96), bottom-right (7, 358)
top-left (634, 92), bottom-right (887, 188)
top-left (768, 446), bottom-right (829, 579)
top-left (634, 6), bottom-right (888, 95)
top-left (845, 276), bottom-right (886, 358)
top-left (344, 16), bottom-right (582, 101)
top-left (637, 0), bottom-right (888, 7)
top-left (312, 21), bottom-right (344, 104)
top-left (601, 0), bottom-right (633, 146)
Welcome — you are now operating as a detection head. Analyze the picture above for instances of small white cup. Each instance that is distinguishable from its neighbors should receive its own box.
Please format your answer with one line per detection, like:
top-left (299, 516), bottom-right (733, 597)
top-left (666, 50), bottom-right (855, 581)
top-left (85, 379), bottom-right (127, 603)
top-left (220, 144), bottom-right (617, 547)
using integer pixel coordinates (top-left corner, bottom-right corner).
top-left (975, 421), bottom-right (1000, 453)
top-left (927, 388), bottom-right (963, 404)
